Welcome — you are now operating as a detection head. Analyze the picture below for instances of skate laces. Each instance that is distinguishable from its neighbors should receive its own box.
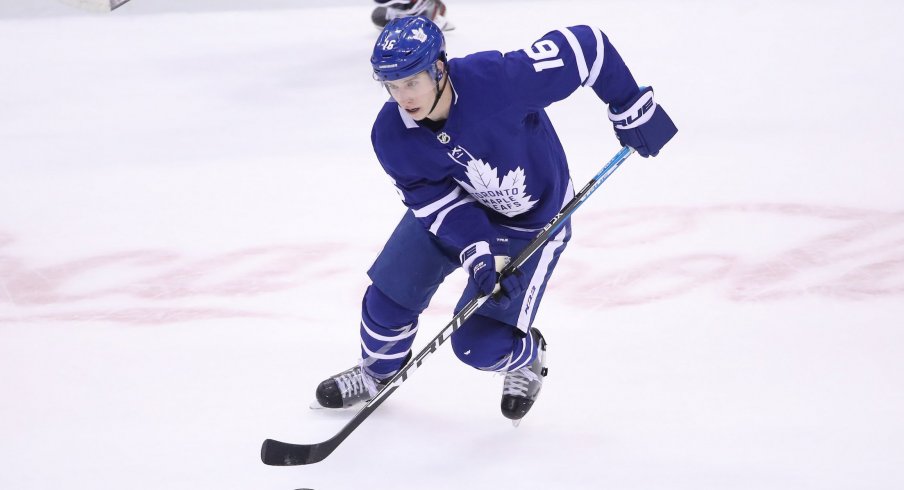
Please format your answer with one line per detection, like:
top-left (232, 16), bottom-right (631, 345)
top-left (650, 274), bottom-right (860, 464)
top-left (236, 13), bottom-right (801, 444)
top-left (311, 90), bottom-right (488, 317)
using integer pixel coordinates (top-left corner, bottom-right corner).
top-left (334, 363), bottom-right (380, 400)
top-left (502, 366), bottom-right (540, 397)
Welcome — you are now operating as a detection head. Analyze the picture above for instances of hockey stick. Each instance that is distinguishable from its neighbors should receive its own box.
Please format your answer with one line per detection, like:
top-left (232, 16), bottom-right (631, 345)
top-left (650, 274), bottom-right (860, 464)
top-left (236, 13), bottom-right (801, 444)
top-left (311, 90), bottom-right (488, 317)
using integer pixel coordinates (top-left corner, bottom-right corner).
top-left (261, 145), bottom-right (636, 466)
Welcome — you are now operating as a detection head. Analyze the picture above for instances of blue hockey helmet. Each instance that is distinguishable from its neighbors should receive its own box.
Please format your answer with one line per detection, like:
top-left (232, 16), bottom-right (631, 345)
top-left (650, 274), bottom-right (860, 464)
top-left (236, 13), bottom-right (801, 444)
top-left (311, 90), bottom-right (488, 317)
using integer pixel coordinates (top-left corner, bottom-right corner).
top-left (371, 16), bottom-right (446, 82)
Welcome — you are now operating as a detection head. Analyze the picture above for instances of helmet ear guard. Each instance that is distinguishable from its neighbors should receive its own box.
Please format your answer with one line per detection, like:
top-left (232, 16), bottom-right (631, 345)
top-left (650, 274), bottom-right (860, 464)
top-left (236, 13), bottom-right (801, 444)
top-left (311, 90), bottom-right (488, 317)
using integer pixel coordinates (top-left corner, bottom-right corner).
top-left (427, 55), bottom-right (447, 82)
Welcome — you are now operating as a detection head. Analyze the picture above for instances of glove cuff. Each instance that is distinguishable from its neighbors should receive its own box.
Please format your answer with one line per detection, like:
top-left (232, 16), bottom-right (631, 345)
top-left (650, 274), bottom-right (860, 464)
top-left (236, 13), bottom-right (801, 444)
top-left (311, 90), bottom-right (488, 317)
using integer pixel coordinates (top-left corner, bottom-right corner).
top-left (608, 86), bottom-right (656, 129)
top-left (460, 241), bottom-right (491, 270)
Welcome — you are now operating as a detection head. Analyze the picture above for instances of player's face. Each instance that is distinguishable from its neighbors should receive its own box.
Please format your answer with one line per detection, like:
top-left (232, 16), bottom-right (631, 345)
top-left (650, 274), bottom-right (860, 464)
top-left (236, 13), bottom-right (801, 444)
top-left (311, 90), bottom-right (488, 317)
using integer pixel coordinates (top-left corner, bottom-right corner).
top-left (383, 71), bottom-right (437, 120)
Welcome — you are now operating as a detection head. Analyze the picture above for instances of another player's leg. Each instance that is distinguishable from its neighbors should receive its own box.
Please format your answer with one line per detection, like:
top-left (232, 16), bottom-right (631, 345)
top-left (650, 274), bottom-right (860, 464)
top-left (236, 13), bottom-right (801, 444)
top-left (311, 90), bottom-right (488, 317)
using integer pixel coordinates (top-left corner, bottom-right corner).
top-left (371, 0), bottom-right (454, 31)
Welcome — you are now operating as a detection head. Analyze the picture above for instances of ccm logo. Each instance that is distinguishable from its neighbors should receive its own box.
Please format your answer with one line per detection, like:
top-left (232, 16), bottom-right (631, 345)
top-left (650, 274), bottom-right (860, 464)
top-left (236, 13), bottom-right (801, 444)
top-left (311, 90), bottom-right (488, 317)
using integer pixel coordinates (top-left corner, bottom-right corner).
top-left (612, 98), bottom-right (654, 128)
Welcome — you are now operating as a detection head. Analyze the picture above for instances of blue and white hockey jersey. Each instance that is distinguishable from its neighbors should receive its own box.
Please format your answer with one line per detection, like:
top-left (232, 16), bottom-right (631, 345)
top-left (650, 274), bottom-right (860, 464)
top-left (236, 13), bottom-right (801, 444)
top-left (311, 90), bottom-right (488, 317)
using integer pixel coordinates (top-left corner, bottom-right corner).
top-left (371, 25), bottom-right (641, 255)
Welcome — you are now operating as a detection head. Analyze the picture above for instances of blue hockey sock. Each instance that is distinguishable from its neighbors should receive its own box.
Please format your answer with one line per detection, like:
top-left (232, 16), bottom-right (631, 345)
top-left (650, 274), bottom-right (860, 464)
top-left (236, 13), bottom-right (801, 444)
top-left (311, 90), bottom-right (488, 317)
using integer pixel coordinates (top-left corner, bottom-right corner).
top-left (359, 285), bottom-right (419, 379)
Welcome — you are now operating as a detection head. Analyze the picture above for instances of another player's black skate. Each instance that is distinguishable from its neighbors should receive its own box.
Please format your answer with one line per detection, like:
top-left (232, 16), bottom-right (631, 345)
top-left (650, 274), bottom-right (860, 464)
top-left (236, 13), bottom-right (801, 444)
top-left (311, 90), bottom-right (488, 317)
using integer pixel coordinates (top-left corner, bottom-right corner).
top-left (371, 0), bottom-right (455, 31)
top-left (501, 328), bottom-right (548, 426)
top-left (314, 363), bottom-right (388, 409)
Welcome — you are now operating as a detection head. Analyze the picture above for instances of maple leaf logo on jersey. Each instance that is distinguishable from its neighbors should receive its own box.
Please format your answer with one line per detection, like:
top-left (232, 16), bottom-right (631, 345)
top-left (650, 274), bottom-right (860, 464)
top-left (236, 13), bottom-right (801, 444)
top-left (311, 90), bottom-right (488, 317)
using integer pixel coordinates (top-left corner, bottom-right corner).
top-left (453, 152), bottom-right (537, 217)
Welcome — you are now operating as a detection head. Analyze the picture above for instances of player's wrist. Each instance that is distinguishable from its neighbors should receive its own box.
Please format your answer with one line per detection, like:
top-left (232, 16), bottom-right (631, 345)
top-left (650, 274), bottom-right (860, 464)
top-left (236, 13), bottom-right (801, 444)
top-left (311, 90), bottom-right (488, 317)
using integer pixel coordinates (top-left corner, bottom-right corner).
top-left (460, 241), bottom-right (491, 269)
top-left (608, 86), bottom-right (677, 158)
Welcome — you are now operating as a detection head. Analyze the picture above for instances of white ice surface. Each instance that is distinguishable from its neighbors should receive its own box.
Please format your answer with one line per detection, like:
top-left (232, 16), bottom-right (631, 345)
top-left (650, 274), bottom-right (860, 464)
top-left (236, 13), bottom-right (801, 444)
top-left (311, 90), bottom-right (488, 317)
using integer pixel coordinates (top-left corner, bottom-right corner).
top-left (1, 1), bottom-right (903, 489)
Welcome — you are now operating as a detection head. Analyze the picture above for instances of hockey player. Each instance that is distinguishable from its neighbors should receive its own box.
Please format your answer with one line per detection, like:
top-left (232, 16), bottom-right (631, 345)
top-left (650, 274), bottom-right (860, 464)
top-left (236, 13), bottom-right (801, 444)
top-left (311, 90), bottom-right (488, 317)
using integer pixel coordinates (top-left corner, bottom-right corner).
top-left (314, 17), bottom-right (677, 424)
top-left (371, 0), bottom-right (454, 31)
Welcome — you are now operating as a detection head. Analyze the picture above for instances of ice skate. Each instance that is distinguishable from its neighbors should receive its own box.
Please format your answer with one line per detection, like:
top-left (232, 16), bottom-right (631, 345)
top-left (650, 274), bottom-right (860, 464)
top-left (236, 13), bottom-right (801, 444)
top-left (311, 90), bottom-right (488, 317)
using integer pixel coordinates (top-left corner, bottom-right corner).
top-left (371, 0), bottom-right (455, 31)
top-left (313, 363), bottom-right (388, 410)
top-left (501, 328), bottom-right (548, 426)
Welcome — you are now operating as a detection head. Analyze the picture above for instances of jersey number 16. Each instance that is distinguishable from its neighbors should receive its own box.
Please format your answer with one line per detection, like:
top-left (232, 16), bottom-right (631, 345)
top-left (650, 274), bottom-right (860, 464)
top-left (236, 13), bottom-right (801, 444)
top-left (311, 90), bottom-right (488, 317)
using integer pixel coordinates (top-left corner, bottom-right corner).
top-left (525, 40), bottom-right (565, 72)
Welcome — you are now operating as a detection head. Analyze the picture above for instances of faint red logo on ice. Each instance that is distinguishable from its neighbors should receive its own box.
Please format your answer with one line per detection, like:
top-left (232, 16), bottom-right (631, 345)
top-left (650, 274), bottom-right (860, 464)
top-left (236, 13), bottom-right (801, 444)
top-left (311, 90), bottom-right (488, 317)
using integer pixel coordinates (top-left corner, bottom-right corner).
top-left (1, 203), bottom-right (902, 324)
top-left (558, 203), bottom-right (904, 307)
top-left (0, 239), bottom-right (359, 325)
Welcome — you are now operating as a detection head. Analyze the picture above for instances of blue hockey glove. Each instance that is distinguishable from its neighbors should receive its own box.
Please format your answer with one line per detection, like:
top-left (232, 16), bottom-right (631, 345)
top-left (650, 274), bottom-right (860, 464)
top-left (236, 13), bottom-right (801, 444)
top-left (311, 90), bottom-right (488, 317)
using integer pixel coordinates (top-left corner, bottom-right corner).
top-left (490, 269), bottom-right (528, 309)
top-left (461, 241), bottom-right (497, 297)
top-left (460, 241), bottom-right (527, 309)
top-left (608, 86), bottom-right (677, 157)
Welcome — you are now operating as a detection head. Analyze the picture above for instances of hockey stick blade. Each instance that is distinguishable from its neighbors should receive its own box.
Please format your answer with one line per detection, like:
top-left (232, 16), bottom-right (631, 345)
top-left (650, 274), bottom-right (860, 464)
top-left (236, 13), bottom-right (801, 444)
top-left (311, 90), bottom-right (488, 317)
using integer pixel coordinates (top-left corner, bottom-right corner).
top-left (262, 382), bottom-right (402, 466)
top-left (261, 438), bottom-right (329, 466)
top-left (261, 146), bottom-right (635, 466)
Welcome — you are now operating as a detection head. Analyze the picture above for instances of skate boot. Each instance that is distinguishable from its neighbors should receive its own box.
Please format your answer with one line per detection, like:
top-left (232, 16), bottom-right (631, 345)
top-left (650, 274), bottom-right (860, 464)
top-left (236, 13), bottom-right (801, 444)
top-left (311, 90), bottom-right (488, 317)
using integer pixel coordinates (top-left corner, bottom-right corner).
top-left (501, 328), bottom-right (548, 426)
top-left (371, 0), bottom-right (455, 31)
top-left (314, 363), bottom-right (388, 409)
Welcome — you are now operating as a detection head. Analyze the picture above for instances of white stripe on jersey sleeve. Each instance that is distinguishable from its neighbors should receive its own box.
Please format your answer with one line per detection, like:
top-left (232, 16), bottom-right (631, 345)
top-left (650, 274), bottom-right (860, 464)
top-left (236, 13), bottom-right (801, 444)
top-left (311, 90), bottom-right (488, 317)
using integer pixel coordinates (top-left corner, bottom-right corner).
top-left (584, 27), bottom-right (605, 87)
top-left (428, 195), bottom-right (476, 235)
top-left (558, 27), bottom-right (589, 84)
top-left (413, 187), bottom-right (463, 217)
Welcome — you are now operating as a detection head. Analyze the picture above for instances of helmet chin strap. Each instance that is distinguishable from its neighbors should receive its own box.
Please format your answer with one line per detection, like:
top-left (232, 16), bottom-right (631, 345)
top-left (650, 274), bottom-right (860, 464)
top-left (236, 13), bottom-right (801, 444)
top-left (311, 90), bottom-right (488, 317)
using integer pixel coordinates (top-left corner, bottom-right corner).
top-left (425, 68), bottom-right (449, 119)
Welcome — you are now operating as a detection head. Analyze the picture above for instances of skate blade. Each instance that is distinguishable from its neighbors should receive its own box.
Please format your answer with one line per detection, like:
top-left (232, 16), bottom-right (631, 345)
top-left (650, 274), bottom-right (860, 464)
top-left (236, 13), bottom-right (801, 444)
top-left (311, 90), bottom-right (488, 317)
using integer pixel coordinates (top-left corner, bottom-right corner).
top-left (308, 400), bottom-right (358, 412)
